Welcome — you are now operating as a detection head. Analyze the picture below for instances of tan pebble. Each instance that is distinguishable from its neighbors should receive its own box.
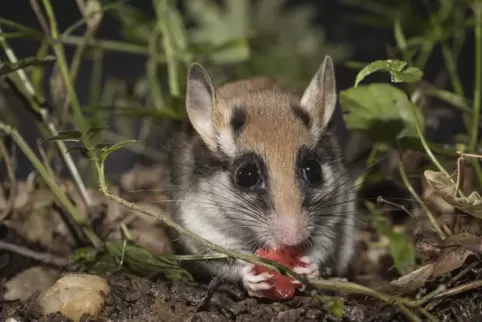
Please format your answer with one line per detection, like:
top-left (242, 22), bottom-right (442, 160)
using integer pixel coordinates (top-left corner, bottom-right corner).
top-left (38, 273), bottom-right (110, 322)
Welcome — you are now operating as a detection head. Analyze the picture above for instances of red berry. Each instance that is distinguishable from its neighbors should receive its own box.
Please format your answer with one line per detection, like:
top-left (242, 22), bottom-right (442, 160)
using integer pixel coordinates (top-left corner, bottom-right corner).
top-left (252, 247), bottom-right (306, 300)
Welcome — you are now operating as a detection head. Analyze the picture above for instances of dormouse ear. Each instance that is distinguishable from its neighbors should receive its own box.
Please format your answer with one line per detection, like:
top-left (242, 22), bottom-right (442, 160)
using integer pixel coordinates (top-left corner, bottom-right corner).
top-left (300, 56), bottom-right (337, 131)
top-left (186, 62), bottom-right (217, 151)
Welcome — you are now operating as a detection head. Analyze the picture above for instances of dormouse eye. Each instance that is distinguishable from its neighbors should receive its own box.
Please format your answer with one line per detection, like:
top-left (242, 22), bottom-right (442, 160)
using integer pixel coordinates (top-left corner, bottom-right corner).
top-left (235, 161), bottom-right (261, 188)
top-left (301, 157), bottom-right (323, 186)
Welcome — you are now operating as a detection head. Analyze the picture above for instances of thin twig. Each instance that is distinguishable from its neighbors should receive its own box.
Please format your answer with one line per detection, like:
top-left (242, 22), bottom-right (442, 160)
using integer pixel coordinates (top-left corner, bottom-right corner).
top-left (29, 0), bottom-right (50, 35)
top-left (0, 240), bottom-right (70, 267)
top-left (433, 280), bottom-right (482, 300)
top-left (0, 139), bottom-right (16, 221)
top-left (398, 160), bottom-right (446, 238)
top-left (41, 0), bottom-right (103, 186)
top-left (377, 196), bottom-right (414, 219)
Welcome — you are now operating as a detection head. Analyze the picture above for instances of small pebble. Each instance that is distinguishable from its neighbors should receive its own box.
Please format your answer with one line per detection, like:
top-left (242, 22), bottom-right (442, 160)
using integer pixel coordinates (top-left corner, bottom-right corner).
top-left (38, 273), bottom-right (110, 322)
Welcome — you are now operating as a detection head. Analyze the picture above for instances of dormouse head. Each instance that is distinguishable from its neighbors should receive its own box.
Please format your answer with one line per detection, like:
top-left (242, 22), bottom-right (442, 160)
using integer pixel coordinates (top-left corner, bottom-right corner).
top-left (185, 56), bottom-right (348, 249)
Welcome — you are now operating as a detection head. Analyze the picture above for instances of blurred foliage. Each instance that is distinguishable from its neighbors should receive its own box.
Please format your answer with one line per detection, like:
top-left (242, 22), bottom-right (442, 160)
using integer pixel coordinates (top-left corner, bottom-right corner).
top-left (111, 0), bottom-right (350, 91)
top-left (366, 201), bottom-right (416, 276)
top-left (183, 0), bottom-right (350, 89)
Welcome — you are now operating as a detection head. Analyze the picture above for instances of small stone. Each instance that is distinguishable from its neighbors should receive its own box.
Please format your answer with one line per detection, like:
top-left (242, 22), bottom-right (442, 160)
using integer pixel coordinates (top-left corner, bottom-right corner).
top-left (38, 273), bottom-right (110, 322)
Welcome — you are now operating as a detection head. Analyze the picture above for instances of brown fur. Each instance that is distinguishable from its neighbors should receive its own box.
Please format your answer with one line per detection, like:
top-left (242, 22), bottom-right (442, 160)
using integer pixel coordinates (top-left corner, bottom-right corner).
top-left (213, 80), bottom-right (317, 219)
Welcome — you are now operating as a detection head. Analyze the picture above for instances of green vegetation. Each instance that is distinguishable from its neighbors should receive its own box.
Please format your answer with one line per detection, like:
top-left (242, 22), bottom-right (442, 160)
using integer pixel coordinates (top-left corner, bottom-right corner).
top-left (1, 0), bottom-right (482, 320)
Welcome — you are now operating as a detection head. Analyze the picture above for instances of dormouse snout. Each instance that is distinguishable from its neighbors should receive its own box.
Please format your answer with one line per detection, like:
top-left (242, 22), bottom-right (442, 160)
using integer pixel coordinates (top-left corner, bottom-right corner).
top-left (272, 215), bottom-right (306, 247)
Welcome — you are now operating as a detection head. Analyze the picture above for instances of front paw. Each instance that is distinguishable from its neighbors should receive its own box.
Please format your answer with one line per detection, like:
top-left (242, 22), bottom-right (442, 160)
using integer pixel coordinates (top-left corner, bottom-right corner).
top-left (293, 256), bottom-right (320, 280)
top-left (241, 263), bottom-right (273, 297)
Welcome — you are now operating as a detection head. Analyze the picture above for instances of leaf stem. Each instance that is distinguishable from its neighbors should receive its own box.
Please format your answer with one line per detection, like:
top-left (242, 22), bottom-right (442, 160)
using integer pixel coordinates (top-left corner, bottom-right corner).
top-left (410, 90), bottom-right (450, 178)
top-left (41, 0), bottom-right (87, 134)
top-left (40, 0), bottom-right (100, 184)
top-left (398, 161), bottom-right (445, 239)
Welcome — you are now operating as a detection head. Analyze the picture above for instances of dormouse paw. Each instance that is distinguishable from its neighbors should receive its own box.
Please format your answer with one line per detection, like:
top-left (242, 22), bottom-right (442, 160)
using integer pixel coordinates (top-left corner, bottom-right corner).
top-left (241, 263), bottom-right (273, 297)
top-left (292, 256), bottom-right (320, 281)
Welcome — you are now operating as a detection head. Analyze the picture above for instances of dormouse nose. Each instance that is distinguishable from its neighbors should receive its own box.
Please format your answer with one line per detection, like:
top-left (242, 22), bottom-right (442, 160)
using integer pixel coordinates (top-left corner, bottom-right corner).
top-left (273, 216), bottom-right (303, 246)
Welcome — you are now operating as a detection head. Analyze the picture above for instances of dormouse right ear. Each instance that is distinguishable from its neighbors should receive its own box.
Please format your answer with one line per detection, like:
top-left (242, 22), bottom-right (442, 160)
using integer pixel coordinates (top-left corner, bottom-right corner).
top-left (186, 63), bottom-right (217, 151)
top-left (300, 56), bottom-right (338, 133)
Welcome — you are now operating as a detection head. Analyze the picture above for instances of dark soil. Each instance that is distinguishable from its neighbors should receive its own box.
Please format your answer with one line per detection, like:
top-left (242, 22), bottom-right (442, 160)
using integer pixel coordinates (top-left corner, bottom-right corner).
top-left (2, 273), bottom-right (388, 322)
top-left (3, 262), bottom-right (482, 322)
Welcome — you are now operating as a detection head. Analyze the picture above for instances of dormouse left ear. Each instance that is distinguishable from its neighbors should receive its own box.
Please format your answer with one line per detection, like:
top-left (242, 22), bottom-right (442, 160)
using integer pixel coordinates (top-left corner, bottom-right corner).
top-left (300, 55), bottom-right (337, 131)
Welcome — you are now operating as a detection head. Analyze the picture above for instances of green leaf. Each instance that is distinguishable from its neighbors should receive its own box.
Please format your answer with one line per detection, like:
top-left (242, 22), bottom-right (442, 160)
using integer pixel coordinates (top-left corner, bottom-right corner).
top-left (72, 246), bottom-right (100, 263)
top-left (393, 20), bottom-right (407, 52)
top-left (42, 130), bottom-right (82, 143)
top-left (65, 146), bottom-right (90, 156)
top-left (0, 56), bottom-right (55, 78)
top-left (86, 126), bottom-right (109, 140)
top-left (73, 241), bottom-right (193, 281)
top-left (325, 296), bottom-right (344, 320)
top-left (210, 38), bottom-right (250, 64)
top-left (154, 0), bottom-right (190, 97)
top-left (354, 59), bottom-right (423, 87)
top-left (339, 83), bottom-right (424, 145)
top-left (100, 140), bottom-right (136, 162)
top-left (111, 4), bottom-right (154, 45)
top-left (366, 201), bottom-right (416, 276)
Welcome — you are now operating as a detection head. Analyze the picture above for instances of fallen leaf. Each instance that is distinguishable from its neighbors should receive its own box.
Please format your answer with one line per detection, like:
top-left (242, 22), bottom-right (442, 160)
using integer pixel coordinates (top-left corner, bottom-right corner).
top-left (431, 245), bottom-right (473, 277)
top-left (424, 170), bottom-right (482, 219)
top-left (441, 232), bottom-right (482, 256)
top-left (120, 165), bottom-right (168, 193)
top-left (383, 263), bottom-right (434, 294)
top-left (49, 63), bottom-right (66, 111)
top-left (83, 0), bottom-right (103, 31)
top-left (4, 266), bottom-right (60, 302)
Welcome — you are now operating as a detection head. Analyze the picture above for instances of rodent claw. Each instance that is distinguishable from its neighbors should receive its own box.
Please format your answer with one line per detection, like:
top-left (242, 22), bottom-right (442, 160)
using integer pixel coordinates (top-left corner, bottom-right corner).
top-left (241, 264), bottom-right (274, 296)
top-left (293, 256), bottom-right (319, 280)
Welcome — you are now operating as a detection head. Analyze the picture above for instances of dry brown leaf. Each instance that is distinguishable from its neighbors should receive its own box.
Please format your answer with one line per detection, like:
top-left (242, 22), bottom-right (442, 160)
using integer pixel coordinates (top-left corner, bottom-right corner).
top-left (120, 165), bottom-right (168, 193)
top-left (424, 170), bottom-right (482, 219)
top-left (431, 245), bottom-right (473, 277)
top-left (382, 263), bottom-right (434, 294)
top-left (444, 232), bottom-right (482, 254)
top-left (83, 0), bottom-right (103, 30)
top-left (422, 176), bottom-right (454, 214)
top-left (4, 266), bottom-right (60, 302)
top-left (49, 63), bottom-right (66, 112)
top-left (129, 220), bottom-right (173, 255)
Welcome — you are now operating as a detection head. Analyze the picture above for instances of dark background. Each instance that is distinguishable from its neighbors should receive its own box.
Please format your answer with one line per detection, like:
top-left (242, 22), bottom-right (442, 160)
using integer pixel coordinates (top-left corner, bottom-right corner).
top-left (0, 0), bottom-right (472, 178)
